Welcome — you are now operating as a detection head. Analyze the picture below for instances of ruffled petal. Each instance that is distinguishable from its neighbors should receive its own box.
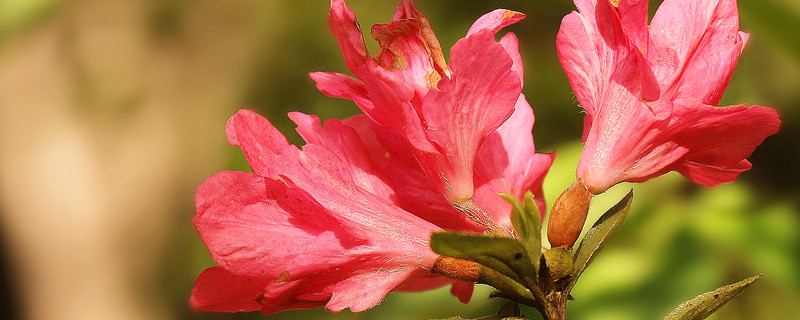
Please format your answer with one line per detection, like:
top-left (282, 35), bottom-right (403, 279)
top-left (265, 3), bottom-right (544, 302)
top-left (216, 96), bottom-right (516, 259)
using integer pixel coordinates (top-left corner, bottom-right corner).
top-left (194, 171), bottom-right (337, 277)
top-left (250, 230), bottom-right (431, 314)
top-left (578, 99), bottom-right (780, 192)
top-left (668, 100), bottom-right (781, 186)
top-left (371, 19), bottom-right (435, 96)
top-left (617, 0), bottom-right (649, 52)
top-left (648, 0), bottom-right (746, 104)
top-left (342, 115), bottom-right (484, 232)
top-left (289, 112), bottom-right (397, 199)
top-left (473, 95), bottom-right (554, 224)
top-left (309, 72), bottom-right (374, 112)
top-left (499, 33), bottom-right (524, 86)
top-left (421, 29), bottom-right (521, 201)
top-left (190, 267), bottom-right (268, 312)
top-left (354, 63), bottom-right (437, 153)
top-left (392, 1), bottom-right (449, 77)
top-left (466, 9), bottom-right (525, 37)
top-left (329, 0), bottom-right (369, 73)
top-left (450, 282), bottom-right (475, 304)
top-left (556, 0), bottom-right (628, 120)
top-left (227, 110), bottom-right (441, 243)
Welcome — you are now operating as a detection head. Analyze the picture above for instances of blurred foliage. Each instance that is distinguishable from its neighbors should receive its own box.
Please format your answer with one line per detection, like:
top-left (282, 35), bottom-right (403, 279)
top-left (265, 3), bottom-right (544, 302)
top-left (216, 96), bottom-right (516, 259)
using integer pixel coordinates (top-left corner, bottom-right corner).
top-left (0, 0), bottom-right (797, 319)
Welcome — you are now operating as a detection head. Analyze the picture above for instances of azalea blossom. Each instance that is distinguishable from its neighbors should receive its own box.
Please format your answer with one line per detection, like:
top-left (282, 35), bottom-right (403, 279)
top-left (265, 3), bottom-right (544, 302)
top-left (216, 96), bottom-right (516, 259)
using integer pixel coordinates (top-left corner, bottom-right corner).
top-left (191, 0), bottom-right (554, 314)
top-left (191, 110), bottom-right (472, 314)
top-left (312, 0), bottom-right (537, 210)
top-left (557, 0), bottom-right (781, 194)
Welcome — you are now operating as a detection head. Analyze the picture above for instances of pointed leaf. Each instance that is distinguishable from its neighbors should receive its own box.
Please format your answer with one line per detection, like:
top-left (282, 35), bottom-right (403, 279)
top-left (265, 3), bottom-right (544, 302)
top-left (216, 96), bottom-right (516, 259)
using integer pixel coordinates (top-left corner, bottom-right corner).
top-left (431, 232), bottom-right (534, 284)
top-left (663, 274), bottom-right (761, 320)
top-left (503, 192), bottom-right (542, 272)
top-left (571, 190), bottom-right (633, 285)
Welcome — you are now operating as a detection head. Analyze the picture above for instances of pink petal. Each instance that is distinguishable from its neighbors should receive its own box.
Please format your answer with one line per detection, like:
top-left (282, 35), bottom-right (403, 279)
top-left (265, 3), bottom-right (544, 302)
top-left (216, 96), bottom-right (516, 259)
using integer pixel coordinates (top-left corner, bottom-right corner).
top-left (450, 282), bottom-right (475, 304)
top-left (557, 0), bottom-right (628, 121)
top-left (578, 99), bottom-right (781, 192)
top-left (370, 19), bottom-right (436, 96)
top-left (226, 110), bottom-right (440, 243)
top-left (466, 9), bottom-right (525, 37)
top-left (309, 72), bottom-right (375, 112)
top-left (617, 0), bottom-right (649, 52)
top-left (394, 275), bottom-right (474, 303)
top-left (353, 63), bottom-right (438, 153)
top-left (467, 9), bottom-right (525, 84)
top-left (328, 0), bottom-right (369, 73)
top-left (289, 112), bottom-right (397, 199)
top-left (190, 267), bottom-right (268, 312)
top-left (342, 115), bottom-right (485, 232)
top-left (676, 160), bottom-right (752, 188)
top-left (648, 0), bottom-right (746, 104)
top-left (668, 100), bottom-right (781, 186)
top-left (194, 171), bottom-right (320, 277)
top-left (474, 95), bottom-right (554, 223)
top-left (391, 1), bottom-right (449, 77)
top-left (499, 32), bottom-right (524, 86)
top-left (259, 237), bottom-right (431, 314)
top-left (421, 29), bottom-right (521, 201)
top-left (225, 109), bottom-right (299, 179)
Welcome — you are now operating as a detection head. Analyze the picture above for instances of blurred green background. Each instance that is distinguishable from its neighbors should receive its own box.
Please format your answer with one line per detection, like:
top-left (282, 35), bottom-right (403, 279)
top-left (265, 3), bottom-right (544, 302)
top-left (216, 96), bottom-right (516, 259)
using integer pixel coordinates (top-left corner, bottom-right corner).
top-left (0, 0), bottom-right (797, 319)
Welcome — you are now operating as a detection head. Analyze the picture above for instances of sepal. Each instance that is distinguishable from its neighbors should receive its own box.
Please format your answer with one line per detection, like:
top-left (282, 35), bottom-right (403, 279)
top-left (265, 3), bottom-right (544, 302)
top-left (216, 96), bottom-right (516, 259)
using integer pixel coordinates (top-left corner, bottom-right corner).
top-left (503, 191), bottom-right (542, 273)
top-left (430, 232), bottom-right (536, 285)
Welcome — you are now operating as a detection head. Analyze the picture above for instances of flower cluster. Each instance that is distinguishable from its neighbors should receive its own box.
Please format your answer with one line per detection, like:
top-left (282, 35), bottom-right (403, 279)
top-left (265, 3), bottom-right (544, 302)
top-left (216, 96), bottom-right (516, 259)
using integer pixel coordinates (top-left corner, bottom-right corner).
top-left (558, 0), bottom-right (780, 194)
top-left (191, 0), bottom-right (553, 315)
top-left (191, 0), bottom-right (780, 317)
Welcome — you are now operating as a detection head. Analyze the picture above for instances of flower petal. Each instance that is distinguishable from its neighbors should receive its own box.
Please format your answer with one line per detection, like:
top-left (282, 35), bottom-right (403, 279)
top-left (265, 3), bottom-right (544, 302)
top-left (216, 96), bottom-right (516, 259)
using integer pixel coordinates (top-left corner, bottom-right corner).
top-left (474, 95), bottom-right (554, 224)
top-left (190, 267), bottom-right (268, 312)
top-left (617, 0), bottom-right (649, 52)
top-left (309, 72), bottom-right (375, 112)
top-left (466, 9), bottom-right (525, 37)
top-left (578, 99), bottom-right (781, 192)
top-left (648, 0), bottom-right (746, 104)
top-left (668, 100), bottom-right (781, 186)
top-left (557, 0), bottom-right (628, 121)
top-left (329, 0), bottom-right (369, 73)
top-left (371, 18), bottom-right (437, 96)
top-left (289, 112), bottom-right (397, 199)
top-left (499, 32), bottom-right (524, 86)
top-left (195, 170), bottom-right (364, 277)
top-left (392, 1), bottom-right (449, 77)
top-left (450, 281), bottom-right (475, 304)
top-left (421, 29), bottom-right (521, 201)
top-left (342, 115), bottom-right (485, 232)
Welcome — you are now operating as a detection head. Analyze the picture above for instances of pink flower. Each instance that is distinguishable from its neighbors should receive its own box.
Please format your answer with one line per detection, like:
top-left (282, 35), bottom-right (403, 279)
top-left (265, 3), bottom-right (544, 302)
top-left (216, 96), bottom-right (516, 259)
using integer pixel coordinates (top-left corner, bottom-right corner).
top-left (557, 0), bottom-right (781, 194)
top-left (312, 0), bottom-right (531, 203)
top-left (190, 110), bottom-right (470, 314)
top-left (191, 0), bottom-right (554, 314)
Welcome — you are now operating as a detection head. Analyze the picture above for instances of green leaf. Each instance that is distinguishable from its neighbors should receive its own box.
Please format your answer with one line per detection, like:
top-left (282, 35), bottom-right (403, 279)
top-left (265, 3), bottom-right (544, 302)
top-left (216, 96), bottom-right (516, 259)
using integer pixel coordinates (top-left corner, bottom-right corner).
top-left (431, 232), bottom-right (535, 284)
top-left (571, 190), bottom-right (633, 286)
top-left (503, 192), bottom-right (542, 272)
top-left (663, 274), bottom-right (761, 320)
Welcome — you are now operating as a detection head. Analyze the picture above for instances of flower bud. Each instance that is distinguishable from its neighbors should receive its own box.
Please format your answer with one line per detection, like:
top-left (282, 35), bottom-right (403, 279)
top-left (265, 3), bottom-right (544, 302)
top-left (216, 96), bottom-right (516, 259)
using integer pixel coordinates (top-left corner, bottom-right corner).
top-left (547, 181), bottom-right (592, 248)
